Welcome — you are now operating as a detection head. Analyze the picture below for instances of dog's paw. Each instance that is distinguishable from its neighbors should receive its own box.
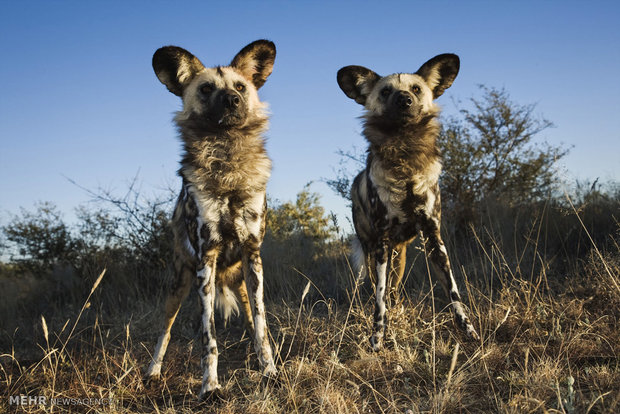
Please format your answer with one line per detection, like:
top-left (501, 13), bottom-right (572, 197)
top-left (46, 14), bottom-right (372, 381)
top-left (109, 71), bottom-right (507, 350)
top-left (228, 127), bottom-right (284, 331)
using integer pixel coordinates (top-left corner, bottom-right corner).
top-left (258, 361), bottom-right (281, 388)
top-left (198, 385), bottom-right (228, 402)
top-left (262, 361), bottom-right (277, 378)
top-left (464, 323), bottom-right (480, 341)
top-left (369, 334), bottom-right (383, 352)
top-left (454, 310), bottom-right (480, 342)
top-left (143, 373), bottom-right (161, 389)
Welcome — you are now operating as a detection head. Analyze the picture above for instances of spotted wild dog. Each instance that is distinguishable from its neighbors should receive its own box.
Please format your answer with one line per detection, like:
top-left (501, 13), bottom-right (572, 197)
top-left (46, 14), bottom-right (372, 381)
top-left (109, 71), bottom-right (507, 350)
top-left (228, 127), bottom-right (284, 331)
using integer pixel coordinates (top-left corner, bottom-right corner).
top-left (145, 40), bottom-right (277, 398)
top-left (337, 54), bottom-right (479, 351)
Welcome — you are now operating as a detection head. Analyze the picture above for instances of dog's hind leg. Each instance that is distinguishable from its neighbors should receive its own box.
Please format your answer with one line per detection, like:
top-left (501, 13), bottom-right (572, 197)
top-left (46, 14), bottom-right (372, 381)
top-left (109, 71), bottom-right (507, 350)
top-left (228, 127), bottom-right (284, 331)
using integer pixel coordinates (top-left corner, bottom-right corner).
top-left (234, 278), bottom-right (255, 336)
top-left (242, 246), bottom-right (277, 377)
top-left (146, 261), bottom-right (193, 379)
top-left (198, 251), bottom-right (221, 398)
top-left (370, 241), bottom-right (389, 351)
top-left (388, 244), bottom-right (407, 305)
top-left (421, 217), bottom-right (479, 340)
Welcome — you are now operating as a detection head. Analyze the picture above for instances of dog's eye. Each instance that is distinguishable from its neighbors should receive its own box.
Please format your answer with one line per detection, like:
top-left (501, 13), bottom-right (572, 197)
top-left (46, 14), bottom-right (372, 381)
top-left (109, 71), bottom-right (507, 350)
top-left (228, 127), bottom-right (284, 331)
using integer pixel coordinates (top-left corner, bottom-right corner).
top-left (200, 84), bottom-right (214, 94)
top-left (235, 83), bottom-right (245, 93)
top-left (381, 87), bottom-right (391, 97)
top-left (411, 85), bottom-right (421, 94)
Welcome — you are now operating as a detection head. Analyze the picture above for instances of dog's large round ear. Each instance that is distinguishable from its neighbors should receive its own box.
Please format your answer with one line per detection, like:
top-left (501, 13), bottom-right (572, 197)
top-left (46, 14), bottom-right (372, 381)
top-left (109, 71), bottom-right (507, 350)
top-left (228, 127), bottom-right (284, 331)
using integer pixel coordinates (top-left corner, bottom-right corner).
top-left (152, 46), bottom-right (205, 96)
top-left (416, 54), bottom-right (460, 99)
top-left (230, 40), bottom-right (276, 89)
top-left (337, 66), bottom-right (380, 106)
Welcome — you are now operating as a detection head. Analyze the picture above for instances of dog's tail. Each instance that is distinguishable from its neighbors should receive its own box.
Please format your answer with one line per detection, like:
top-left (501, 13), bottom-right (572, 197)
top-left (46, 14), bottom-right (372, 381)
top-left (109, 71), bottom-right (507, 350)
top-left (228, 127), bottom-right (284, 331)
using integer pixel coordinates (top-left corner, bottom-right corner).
top-left (215, 285), bottom-right (240, 324)
top-left (351, 236), bottom-right (368, 282)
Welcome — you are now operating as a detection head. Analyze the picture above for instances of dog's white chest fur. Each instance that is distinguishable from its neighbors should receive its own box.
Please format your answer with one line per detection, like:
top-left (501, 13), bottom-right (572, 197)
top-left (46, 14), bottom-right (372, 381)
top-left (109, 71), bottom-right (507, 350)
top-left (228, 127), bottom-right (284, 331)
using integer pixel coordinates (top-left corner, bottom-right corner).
top-left (187, 184), bottom-right (265, 245)
top-left (368, 158), bottom-right (442, 220)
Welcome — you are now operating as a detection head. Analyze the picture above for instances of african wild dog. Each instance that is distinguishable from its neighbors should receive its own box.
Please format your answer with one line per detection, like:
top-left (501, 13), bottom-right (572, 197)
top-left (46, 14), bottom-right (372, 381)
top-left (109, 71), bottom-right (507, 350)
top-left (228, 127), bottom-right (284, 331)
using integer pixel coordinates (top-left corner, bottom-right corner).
top-left (144, 40), bottom-right (277, 398)
top-left (337, 54), bottom-right (479, 351)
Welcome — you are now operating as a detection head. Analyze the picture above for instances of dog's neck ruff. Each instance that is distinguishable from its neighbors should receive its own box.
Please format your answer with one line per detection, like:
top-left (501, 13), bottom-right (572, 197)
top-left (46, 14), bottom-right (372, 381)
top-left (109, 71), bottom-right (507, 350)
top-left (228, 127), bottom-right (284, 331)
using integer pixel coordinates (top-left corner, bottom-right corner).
top-left (176, 115), bottom-right (272, 196)
top-left (363, 112), bottom-right (442, 183)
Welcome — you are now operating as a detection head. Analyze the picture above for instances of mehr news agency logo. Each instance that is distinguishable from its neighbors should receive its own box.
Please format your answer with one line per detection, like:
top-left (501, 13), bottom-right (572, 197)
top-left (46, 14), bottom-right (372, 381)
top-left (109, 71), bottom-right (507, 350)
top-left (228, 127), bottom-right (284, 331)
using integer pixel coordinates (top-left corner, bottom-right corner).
top-left (9, 395), bottom-right (116, 407)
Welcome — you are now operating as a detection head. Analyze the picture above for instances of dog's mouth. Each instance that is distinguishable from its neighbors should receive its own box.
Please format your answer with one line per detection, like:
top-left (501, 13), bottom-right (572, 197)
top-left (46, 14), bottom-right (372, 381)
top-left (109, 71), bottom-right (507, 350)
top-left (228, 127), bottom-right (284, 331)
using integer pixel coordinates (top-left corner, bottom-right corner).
top-left (212, 112), bottom-right (246, 128)
top-left (198, 107), bottom-right (248, 130)
top-left (180, 110), bottom-right (247, 133)
top-left (365, 107), bottom-right (431, 136)
top-left (382, 107), bottom-right (421, 125)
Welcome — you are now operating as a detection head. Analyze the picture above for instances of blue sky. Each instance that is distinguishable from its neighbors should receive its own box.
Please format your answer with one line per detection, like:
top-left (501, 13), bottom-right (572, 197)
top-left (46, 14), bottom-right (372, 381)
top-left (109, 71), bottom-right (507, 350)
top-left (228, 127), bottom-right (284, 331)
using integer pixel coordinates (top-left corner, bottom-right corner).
top-left (1, 1), bottom-right (619, 230)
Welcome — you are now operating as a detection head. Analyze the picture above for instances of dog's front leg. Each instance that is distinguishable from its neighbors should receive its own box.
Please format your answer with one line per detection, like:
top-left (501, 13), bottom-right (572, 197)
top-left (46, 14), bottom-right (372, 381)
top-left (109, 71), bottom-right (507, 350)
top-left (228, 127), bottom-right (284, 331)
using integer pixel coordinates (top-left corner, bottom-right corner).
top-left (370, 241), bottom-right (389, 351)
top-left (421, 217), bottom-right (479, 340)
top-left (242, 246), bottom-right (277, 377)
top-left (197, 251), bottom-right (220, 398)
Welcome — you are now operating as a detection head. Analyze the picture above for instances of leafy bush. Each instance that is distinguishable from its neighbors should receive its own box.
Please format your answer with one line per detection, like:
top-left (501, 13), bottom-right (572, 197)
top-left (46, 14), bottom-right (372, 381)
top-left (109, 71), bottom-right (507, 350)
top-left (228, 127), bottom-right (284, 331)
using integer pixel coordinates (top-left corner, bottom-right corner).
top-left (439, 86), bottom-right (567, 226)
top-left (1, 183), bottom-right (175, 281)
top-left (267, 184), bottom-right (338, 245)
top-left (3, 202), bottom-right (78, 273)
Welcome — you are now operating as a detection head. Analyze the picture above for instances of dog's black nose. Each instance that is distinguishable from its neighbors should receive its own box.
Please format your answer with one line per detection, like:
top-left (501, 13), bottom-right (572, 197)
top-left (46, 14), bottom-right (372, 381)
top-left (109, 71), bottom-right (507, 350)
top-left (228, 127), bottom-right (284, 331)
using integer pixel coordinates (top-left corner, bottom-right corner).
top-left (223, 93), bottom-right (241, 108)
top-left (396, 92), bottom-right (413, 108)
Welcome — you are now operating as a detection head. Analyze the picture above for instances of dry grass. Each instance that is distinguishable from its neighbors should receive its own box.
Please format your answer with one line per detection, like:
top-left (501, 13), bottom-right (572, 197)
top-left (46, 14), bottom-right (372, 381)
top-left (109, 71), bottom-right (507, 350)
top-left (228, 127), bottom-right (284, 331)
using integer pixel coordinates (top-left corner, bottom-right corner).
top-left (1, 208), bottom-right (619, 413)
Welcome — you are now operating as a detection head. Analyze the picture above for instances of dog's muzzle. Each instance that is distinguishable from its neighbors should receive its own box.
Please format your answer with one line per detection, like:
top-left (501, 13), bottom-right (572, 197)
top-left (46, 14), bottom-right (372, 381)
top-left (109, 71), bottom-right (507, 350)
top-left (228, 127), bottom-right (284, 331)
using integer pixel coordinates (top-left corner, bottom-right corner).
top-left (212, 90), bottom-right (247, 127)
top-left (395, 91), bottom-right (413, 109)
